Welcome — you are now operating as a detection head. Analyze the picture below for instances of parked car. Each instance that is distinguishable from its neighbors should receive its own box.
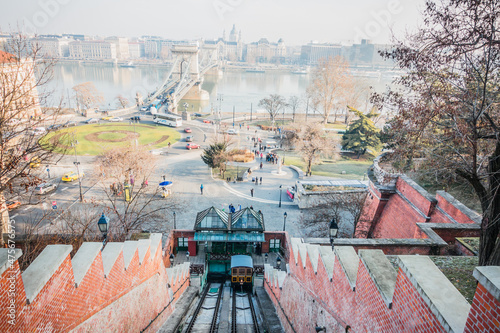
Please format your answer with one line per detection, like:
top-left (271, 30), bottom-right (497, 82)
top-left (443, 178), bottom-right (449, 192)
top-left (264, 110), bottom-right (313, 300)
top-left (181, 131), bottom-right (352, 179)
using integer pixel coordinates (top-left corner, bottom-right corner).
top-left (62, 171), bottom-right (84, 182)
top-left (186, 136), bottom-right (193, 142)
top-left (140, 106), bottom-right (149, 112)
top-left (203, 119), bottom-right (212, 124)
top-left (29, 157), bottom-right (41, 168)
top-left (193, 113), bottom-right (202, 117)
top-left (85, 118), bottom-right (99, 124)
top-left (184, 127), bottom-right (192, 133)
top-left (29, 127), bottom-right (46, 135)
top-left (6, 200), bottom-right (21, 211)
top-left (63, 121), bottom-right (77, 127)
top-left (186, 143), bottom-right (200, 150)
top-left (47, 124), bottom-right (62, 131)
top-left (109, 117), bottom-right (123, 122)
top-left (226, 129), bottom-right (239, 135)
top-left (34, 183), bottom-right (57, 195)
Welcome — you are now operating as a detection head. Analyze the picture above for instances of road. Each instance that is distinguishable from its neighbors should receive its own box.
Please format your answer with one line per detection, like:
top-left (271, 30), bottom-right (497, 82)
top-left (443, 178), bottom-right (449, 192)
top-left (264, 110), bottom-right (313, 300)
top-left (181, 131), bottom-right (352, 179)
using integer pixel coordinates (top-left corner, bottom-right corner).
top-left (7, 113), bottom-right (305, 236)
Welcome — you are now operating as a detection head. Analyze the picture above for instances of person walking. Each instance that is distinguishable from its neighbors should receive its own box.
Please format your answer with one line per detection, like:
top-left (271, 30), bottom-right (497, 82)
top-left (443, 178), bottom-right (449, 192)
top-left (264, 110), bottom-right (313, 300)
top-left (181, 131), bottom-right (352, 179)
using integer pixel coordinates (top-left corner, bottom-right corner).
top-left (250, 188), bottom-right (254, 197)
top-left (200, 184), bottom-right (204, 195)
top-left (260, 177), bottom-right (262, 185)
top-left (260, 162), bottom-right (263, 169)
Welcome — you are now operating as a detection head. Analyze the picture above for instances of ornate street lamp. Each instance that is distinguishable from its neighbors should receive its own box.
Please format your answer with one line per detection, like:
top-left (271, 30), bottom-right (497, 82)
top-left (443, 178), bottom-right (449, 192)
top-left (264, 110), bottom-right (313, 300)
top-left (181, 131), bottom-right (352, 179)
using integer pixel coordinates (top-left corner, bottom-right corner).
top-left (264, 253), bottom-right (268, 263)
top-left (329, 218), bottom-right (339, 249)
top-left (169, 253), bottom-right (175, 266)
top-left (276, 256), bottom-right (282, 269)
top-left (173, 211), bottom-right (176, 230)
top-left (282, 212), bottom-right (287, 232)
top-left (97, 213), bottom-right (109, 250)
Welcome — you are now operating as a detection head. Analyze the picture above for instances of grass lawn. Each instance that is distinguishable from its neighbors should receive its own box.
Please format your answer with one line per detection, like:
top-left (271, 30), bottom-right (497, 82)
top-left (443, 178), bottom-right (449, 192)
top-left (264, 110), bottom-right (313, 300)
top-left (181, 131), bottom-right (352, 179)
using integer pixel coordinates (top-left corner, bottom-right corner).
top-left (280, 151), bottom-right (374, 179)
top-left (41, 123), bottom-right (181, 156)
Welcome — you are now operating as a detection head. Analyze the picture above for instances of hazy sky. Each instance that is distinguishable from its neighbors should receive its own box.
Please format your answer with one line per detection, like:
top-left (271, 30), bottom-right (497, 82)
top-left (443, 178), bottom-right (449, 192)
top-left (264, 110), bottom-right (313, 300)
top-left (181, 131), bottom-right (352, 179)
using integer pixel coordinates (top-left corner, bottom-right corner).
top-left (1, 0), bottom-right (426, 45)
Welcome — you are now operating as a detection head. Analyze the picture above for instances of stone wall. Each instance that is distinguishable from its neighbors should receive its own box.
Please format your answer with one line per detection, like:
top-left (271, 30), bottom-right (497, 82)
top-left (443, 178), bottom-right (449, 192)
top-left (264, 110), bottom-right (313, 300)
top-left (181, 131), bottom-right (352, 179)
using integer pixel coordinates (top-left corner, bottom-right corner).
top-left (264, 236), bottom-right (500, 332)
top-left (0, 233), bottom-right (190, 332)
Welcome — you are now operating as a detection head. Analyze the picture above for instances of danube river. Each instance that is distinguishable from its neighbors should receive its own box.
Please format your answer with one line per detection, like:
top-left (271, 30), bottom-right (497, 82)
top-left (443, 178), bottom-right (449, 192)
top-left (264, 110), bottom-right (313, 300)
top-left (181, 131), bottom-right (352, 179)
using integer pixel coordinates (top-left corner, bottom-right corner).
top-left (45, 62), bottom-right (396, 115)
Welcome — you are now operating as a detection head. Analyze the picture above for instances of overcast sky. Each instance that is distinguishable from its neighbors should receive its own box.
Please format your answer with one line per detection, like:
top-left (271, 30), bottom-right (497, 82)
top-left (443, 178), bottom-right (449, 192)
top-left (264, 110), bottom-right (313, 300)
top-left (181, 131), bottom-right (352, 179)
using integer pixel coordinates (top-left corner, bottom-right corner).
top-left (1, 0), bottom-right (426, 45)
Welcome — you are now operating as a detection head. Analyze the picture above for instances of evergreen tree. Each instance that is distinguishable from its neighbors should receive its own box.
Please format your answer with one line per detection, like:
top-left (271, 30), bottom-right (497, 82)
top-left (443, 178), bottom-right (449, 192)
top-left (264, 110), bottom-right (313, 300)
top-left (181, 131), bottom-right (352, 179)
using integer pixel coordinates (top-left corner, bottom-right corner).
top-left (341, 107), bottom-right (381, 158)
top-left (201, 142), bottom-right (228, 172)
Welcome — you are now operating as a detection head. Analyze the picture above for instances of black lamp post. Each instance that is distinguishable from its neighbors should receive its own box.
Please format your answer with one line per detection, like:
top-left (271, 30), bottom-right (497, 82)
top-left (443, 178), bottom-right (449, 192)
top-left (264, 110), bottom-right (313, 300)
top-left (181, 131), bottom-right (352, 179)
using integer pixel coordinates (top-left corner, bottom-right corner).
top-left (264, 253), bottom-right (268, 263)
top-left (329, 218), bottom-right (339, 249)
top-left (276, 256), bottom-right (282, 269)
top-left (279, 185), bottom-right (282, 207)
top-left (282, 212), bottom-right (288, 232)
top-left (169, 253), bottom-right (175, 266)
top-left (97, 213), bottom-right (109, 250)
top-left (173, 211), bottom-right (176, 230)
top-left (186, 251), bottom-right (190, 261)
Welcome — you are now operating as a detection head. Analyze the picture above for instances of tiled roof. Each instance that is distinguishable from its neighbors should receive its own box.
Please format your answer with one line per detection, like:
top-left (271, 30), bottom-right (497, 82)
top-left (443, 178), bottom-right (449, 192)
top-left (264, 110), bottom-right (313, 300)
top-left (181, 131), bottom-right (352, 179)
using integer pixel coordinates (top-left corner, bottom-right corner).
top-left (0, 50), bottom-right (17, 64)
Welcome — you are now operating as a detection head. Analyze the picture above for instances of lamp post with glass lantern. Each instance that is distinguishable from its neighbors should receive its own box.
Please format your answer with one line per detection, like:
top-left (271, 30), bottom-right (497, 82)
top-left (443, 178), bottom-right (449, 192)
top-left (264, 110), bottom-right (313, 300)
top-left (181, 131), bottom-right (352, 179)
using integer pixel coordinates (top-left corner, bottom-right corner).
top-left (329, 218), bottom-right (339, 250)
top-left (173, 211), bottom-right (176, 230)
top-left (276, 256), bottom-right (282, 270)
top-left (98, 213), bottom-right (109, 250)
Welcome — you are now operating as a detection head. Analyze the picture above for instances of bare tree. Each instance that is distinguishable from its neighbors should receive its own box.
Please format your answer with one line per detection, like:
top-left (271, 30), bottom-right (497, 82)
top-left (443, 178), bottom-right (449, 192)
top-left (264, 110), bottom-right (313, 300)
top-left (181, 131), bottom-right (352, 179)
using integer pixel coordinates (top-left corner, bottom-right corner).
top-left (307, 56), bottom-right (354, 124)
top-left (0, 34), bottom-right (63, 246)
top-left (299, 191), bottom-right (368, 238)
top-left (95, 146), bottom-right (178, 236)
top-left (73, 82), bottom-right (104, 112)
top-left (285, 123), bottom-right (337, 175)
top-left (116, 94), bottom-right (129, 109)
top-left (288, 96), bottom-right (301, 122)
top-left (374, 0), bottom-right (500, 265)
top-left (258, 94), bottom-right (287, 125)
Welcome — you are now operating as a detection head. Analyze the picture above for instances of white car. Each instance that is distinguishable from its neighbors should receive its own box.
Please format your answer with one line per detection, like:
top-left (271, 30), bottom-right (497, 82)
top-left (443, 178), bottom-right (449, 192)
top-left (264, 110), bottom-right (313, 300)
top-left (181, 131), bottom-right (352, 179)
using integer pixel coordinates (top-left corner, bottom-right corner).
top-left (109, 117), bottom-right (123, 122)
top-left (226, 129), bottom-right (239, 135)
top-left (85, 118), bottom-right (99, 124)
top-left (34, 183), bottom-right (57, 195)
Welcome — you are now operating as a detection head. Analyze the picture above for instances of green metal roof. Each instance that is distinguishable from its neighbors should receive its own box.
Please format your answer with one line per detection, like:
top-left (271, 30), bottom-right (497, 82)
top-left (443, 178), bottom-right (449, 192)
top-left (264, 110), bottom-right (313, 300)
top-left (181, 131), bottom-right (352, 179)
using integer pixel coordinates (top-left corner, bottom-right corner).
top-left (231, 208), bottom-right (265, 230)
top-left (195, 206), bottom-right (229, 230)
top-left (193, 233), bottom-right (265, 242)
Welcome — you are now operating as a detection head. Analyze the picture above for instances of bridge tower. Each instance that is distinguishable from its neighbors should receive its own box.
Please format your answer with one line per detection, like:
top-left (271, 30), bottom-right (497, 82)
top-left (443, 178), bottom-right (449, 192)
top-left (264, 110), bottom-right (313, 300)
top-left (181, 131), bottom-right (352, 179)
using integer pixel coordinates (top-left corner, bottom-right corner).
top-left (169, 43), bottom-right (210, 113)
top-left (171, 44), bottom-right (200, 82)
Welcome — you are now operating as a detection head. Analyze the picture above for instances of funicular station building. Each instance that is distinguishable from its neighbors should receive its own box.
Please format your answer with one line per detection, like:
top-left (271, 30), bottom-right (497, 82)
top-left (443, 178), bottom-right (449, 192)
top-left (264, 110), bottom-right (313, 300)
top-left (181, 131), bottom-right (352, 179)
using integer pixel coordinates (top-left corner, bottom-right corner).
top-left (170, 206), bottom-right (284, 284)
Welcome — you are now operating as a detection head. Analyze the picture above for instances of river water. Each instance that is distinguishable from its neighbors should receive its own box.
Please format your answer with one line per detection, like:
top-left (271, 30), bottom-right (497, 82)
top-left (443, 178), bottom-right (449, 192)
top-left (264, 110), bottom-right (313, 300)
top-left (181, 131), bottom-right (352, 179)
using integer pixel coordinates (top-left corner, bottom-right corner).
top-left (45, 62), bottom-right (396, 115)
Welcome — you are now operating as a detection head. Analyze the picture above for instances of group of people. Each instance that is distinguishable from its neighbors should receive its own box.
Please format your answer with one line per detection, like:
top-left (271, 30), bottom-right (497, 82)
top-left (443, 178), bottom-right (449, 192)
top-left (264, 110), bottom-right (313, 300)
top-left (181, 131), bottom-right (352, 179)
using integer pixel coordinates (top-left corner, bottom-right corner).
top-left (227, 203), bottom-right (242, 213)
top-left (266, 153), bottom-right (280, 164)
top-left (110, 182), bottom-right (123, 196)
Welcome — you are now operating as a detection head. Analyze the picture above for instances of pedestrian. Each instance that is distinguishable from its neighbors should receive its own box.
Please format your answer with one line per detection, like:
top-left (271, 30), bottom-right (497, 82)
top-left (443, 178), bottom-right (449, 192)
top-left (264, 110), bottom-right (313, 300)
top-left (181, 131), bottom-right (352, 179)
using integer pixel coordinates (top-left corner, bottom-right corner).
top-left (239, 123), bottom-right (242, 129)
top-left (260, 153), bottom-right (263, 160)
top-left (260, 162), bottom-right (263, 169)
top-left (250, 205), bottom-right (254, 210)
top-left (200, 184), bottom-right (204, 194)
top-left (238, 204), bottom-right (241, 211)
top-left (250, 188), bottom-right (254, 197)
top-left (260, 177), bottom-right (262, 185)
top-left (204, 134), bottom-right (207, 142)
top-left (247, 125), bottom-right (249, 131)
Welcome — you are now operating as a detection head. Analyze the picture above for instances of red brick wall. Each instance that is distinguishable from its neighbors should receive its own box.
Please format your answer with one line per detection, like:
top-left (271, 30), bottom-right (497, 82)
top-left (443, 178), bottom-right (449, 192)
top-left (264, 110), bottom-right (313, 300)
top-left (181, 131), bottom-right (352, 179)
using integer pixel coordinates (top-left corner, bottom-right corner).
top-left (465, 283), bottom-right (500, 332)
top-left (372, 194), bottom-right (427, 238)
top-left (396, 177), bottom-right (435, 216)
top-left (436, 192), bottom-right (477, 224)
top-left (264, 242), bottom-right (495, 333)
top-left (0, 239), bottom-right (190, 333)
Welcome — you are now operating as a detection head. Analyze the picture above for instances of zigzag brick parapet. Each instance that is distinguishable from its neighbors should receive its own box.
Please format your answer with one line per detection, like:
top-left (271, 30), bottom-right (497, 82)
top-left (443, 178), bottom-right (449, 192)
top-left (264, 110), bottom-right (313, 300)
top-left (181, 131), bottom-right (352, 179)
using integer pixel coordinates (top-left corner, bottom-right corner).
top-left (0, 233), bottom-right (190, 332)
top-left (264, 236), bottom-right (500, 333)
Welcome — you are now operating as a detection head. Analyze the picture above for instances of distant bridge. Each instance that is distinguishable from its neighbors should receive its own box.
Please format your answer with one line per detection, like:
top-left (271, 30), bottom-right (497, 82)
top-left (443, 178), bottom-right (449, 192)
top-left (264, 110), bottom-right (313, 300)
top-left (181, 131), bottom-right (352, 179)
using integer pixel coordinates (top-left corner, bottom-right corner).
top-left (147, 42), bottom-right (218, 113)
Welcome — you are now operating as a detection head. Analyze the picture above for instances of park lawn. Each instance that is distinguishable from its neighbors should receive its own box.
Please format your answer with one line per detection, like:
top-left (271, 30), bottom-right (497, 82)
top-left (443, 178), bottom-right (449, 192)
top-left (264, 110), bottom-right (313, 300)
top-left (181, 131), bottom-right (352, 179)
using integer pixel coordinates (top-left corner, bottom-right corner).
top-left (281, 152), bottom-right (374, 180)
top-left (41, 123), bottom-right (181, 156)
top-left (324, 122), bottom-right (348, 130)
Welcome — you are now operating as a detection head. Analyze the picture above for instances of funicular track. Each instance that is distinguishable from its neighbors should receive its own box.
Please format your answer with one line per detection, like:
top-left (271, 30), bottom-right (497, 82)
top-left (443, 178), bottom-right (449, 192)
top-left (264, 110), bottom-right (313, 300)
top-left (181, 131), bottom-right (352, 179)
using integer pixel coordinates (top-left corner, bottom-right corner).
top-left (185, 282), bottom-right (223, 333)
top-left (231, 291), bottom-right (260, 333)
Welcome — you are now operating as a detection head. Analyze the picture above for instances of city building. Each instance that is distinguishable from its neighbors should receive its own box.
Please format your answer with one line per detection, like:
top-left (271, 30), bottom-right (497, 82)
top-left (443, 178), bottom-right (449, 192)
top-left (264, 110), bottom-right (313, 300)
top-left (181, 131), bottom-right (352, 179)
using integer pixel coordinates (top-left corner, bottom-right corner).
top-left (104, 36), bottom-right (130, 59)
top-left (0, 50), bottom-right (41, 119)
top-left (69, 40), bottom-right (117, 59)
top-left (245, 38), bottom-right (286, 64)
top-left (300, 42), bottom-right (342, 65)
top-left (205, 25), bottom-right (244, 62)
top-left (128, 41), bottom-right (145, 59)
top-left (29, 37), bottom-right (70, 58)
